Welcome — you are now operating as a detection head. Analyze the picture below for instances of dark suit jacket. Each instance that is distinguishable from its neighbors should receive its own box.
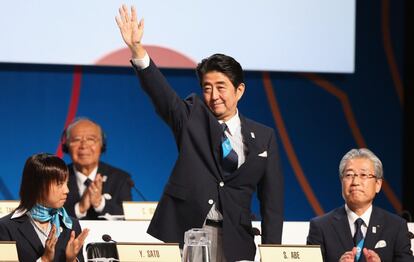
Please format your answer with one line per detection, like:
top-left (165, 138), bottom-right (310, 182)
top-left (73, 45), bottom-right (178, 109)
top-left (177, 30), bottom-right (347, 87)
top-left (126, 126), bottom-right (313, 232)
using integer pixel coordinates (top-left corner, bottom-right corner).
top-left (64, 162), bottom-right (132, 220)
top-left (307, 206), bottom-right (414, 262)
top-left (134, 60), bottom-right (284, 262)
top-left (0, 212), bottom-right (84, 262)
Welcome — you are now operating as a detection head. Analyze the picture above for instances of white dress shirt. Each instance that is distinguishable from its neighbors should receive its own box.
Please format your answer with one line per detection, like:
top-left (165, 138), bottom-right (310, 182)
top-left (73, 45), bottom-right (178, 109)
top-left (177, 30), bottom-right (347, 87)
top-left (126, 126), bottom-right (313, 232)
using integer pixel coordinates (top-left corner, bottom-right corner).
top-left (345, 204), bottom-right (372, 238)
top-left (73, 166), bottom-right (105, 218)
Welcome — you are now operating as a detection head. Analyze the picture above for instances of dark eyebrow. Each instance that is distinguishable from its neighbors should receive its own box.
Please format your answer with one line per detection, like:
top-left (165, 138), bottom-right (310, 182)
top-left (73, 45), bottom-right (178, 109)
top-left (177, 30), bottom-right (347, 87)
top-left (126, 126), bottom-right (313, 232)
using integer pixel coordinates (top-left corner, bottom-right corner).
top-left (203, 80), bottom-right (227, 86)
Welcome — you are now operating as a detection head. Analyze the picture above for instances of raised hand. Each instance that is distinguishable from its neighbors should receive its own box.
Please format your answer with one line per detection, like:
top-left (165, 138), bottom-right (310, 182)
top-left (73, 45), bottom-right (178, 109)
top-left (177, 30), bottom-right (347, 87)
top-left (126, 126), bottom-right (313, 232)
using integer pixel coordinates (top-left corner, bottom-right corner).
top-left (41, 225), bottom-right (57, 262)
top-left (115, 5), bottom-right (145, 58)
top-left (65, 228), bottom-right (90, 262)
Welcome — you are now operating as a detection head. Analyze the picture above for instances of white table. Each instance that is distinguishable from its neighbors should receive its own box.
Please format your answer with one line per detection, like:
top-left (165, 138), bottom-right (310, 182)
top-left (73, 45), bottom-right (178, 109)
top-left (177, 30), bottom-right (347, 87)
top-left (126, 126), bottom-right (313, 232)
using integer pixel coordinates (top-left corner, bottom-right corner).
top-left (79, 221), bottom-right (414, 261)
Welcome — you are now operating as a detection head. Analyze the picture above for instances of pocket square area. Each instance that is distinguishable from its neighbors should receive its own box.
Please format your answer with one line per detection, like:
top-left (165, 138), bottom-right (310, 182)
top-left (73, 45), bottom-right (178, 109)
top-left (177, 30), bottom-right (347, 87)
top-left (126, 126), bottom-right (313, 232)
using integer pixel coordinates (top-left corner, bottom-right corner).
top-left (258, 151), bottom-right (268, 157)
top-left (103, 193), bottom-right (112, 200)
top-left (374, 240), bottom-right (387, 249)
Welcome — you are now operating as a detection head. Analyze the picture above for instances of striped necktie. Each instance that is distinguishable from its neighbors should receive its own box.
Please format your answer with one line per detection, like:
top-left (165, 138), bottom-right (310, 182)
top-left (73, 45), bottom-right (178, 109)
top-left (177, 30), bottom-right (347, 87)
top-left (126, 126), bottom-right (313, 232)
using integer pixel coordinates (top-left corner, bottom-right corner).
top-left (353, 218), bottom-right (364, 261)
top-left (220, 123), bottom-right (238, 175)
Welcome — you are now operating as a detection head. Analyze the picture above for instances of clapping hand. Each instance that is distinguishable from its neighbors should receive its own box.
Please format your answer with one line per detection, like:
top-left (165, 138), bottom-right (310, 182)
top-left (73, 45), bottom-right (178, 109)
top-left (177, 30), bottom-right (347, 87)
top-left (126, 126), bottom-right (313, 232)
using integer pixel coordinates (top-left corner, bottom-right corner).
top-left (41, 225), bottom-right (57, 262)
top-left (65, 228), bottom-right (89, 262)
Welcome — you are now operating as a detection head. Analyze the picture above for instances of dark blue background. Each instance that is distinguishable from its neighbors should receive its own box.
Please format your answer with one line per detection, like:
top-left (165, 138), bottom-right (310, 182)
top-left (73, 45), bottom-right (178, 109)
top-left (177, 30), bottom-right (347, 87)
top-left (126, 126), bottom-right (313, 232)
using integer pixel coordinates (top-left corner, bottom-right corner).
top-left (0, 0), bottom-right (405, 221)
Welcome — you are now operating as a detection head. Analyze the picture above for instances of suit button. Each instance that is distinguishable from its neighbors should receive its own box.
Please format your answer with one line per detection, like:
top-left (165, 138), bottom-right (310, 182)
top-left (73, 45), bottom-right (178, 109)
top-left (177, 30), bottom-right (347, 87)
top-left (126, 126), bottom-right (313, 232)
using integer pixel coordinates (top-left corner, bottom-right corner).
top-left (208, 199), bottom-right (214, 205)
top-left (219, 182), bottom-right (224, 187)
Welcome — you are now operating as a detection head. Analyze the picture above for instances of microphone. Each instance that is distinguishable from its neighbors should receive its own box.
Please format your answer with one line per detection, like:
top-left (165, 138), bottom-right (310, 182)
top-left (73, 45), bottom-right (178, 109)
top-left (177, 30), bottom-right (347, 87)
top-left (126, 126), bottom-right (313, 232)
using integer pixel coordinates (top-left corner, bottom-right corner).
top-left (102, 234), bottom-right (117, 243)
top-left (127, 178), bottom-right (147, 201)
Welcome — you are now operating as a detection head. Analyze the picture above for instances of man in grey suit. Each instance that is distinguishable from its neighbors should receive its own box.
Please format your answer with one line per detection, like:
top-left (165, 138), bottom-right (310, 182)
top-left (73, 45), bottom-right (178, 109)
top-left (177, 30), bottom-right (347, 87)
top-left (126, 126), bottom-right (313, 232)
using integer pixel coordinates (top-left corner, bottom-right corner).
top-left (116, 5), bottom-right (284, 262)
top-left (307, 148), bottom-right (413, 262)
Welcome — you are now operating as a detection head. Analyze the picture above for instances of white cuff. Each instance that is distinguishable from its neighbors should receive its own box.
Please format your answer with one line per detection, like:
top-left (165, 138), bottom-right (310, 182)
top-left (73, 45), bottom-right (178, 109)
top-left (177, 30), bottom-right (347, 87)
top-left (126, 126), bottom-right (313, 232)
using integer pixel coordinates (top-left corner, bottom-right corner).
top-left (93, 196), bottom-right (106, 213)
top-left (131, 53), bottom-right (150, 69)
top-left (74, 202), bottom-right (87, 219)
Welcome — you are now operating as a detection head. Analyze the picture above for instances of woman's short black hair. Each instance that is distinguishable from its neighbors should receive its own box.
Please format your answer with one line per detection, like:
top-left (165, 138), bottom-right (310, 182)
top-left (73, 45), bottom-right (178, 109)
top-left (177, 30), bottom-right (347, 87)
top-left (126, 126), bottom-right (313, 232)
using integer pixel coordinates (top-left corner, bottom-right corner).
top-left (17, 153), bottom-right (68, 211)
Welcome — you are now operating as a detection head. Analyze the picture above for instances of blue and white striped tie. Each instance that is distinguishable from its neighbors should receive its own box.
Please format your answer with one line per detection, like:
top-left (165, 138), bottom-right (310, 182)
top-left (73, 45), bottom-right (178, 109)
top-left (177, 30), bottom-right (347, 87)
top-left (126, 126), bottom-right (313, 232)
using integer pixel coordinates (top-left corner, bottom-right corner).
top-left (353, 218), bottom-right (365, 261)
top-left (220, 123), bottom-right (238, 176)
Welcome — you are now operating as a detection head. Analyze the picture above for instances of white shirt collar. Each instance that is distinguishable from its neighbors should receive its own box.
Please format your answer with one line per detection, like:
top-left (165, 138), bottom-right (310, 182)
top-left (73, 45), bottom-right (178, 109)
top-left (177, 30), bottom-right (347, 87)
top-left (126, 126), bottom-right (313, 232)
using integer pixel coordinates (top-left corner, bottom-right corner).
top-left (11, 208), bottom-right (27, 219)
top-left (345, 204), bottom-right (373, 227)
top-left (219, 109), bottom-right (241, 136)
top-left (74, 165), bottom-right (98, 185)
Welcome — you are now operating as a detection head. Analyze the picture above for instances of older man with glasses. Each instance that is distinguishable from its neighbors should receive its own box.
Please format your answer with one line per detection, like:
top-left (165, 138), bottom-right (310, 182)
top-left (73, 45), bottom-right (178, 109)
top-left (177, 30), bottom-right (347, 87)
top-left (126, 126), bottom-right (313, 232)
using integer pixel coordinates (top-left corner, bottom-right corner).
top-left (62, 118), bottom-right (132, 220)
top-left (307, 148), bottom-right (413, 262)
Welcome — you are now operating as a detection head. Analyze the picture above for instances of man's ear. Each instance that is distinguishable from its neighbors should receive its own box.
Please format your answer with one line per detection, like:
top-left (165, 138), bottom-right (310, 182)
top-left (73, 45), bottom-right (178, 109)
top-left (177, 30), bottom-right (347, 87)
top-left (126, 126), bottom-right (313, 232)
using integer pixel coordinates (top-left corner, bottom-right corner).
top-left (236, 83), bottom-right (245, 101)
top-left (375, 179), bottom-right (383, 193)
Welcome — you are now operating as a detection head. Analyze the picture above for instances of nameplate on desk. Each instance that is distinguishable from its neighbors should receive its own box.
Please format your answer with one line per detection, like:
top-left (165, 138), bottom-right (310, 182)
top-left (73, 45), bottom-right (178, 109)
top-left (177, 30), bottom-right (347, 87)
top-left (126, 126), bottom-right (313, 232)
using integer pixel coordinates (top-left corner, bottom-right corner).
top-left (0, 241), bottom-right (19, 261)
top-left (116, 242), bottom-right (180, 262)
top-left (0, 201), bottom-right (19, 218)
top-left (122, 201), bottom-right (158, 220)
top-left (259, 244), bottom-right (322, 262)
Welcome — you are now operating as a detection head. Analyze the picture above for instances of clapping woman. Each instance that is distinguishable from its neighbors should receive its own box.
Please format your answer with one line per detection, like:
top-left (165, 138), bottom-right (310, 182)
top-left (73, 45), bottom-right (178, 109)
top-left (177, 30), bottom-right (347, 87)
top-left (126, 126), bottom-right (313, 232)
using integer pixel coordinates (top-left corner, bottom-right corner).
top-left (0, 153), bottom-right (89, 261)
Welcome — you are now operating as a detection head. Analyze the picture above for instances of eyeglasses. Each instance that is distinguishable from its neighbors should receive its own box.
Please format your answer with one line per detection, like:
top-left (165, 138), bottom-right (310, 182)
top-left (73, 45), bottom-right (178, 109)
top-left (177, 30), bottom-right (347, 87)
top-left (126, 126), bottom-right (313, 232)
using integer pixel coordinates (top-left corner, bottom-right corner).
top-left (342, 173), bottom-right (377, 181)
top-left (69, 136), bottom-right (100, 146)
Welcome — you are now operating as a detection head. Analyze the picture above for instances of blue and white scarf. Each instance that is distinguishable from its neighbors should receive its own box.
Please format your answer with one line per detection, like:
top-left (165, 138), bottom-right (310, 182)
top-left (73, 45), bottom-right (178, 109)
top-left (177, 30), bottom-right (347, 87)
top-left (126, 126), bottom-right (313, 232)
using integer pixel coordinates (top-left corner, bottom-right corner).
top-left (30, 204), bottom-right (73, 237)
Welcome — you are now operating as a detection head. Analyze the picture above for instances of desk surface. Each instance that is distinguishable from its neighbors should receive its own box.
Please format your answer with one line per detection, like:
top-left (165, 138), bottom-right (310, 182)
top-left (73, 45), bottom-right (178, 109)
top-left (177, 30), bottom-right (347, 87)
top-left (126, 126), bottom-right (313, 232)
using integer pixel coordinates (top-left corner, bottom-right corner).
top-left (79, 221), bottom-right (414, 261)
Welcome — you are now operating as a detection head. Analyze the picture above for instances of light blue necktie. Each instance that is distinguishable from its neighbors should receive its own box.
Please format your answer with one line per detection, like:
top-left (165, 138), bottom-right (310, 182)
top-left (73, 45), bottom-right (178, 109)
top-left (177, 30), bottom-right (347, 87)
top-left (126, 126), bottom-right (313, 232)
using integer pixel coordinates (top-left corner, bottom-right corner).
top-left (220, 123), bottom-right (238, 176)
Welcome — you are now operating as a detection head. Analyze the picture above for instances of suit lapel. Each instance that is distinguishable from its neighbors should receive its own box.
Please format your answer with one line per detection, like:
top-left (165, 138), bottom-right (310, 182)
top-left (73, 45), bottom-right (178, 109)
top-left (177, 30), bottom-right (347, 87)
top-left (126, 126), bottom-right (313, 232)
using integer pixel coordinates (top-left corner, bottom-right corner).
top-left (207, 113), bottom-right (261, 179)
top-left (56, 225), bottom-right (71, 255)
top-left (15, 215), bottom-right (44, 258)
top-left (240, 115), bottom-right (260, 159)
top-left (364, 207), bottom-right (383, 250)
top-left (208, 115), bottom-right (225, 178)
top-left (222, 115), bottom-right (260, 180)
top-left (331, 207), bottom-right (355, 252)
top-left (97, 163), bottom-right (108, 192)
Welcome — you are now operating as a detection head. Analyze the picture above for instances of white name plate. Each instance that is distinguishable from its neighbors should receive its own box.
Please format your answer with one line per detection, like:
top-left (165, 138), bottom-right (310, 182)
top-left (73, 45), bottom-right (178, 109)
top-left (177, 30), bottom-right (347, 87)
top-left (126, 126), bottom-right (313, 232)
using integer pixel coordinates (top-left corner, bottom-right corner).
top-left (0, 241), bottom-right (19, 261)
top-left (259, 244), bottom-right (323, 262)
top-left (122, 201), bottom-right (158, 221)
top-left (0, 201), bottom-right (19, 218)
top-left (116, 243), bottom-right (181, 262)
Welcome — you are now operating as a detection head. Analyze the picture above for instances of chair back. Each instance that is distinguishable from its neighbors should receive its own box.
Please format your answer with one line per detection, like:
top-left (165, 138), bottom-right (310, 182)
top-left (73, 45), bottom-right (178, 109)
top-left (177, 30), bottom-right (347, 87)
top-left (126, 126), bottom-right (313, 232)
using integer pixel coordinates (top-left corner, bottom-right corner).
top-left (86, 242), bottom-right (119, 262)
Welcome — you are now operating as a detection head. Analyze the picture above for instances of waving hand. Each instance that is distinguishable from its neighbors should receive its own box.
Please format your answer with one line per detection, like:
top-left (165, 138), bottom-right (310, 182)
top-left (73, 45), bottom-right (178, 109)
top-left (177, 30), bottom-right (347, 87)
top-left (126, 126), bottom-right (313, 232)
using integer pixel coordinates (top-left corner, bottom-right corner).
top-left (115, 5), bottom-right (146, 59)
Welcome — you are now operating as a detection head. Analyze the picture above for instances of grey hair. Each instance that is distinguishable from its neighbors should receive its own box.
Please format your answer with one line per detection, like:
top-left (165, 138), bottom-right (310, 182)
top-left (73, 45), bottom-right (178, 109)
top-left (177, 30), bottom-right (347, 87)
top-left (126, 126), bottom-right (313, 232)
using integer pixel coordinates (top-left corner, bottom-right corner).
top-left (338, 148), bottom-right (383, 179)
top-left (65, 117), bottom-right (103, 141)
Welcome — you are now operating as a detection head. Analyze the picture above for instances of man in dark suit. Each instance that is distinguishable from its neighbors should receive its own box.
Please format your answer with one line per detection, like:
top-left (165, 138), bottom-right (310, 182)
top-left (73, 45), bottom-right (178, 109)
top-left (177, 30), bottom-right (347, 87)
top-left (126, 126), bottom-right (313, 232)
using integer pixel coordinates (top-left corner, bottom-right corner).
top-left (307, 148), bottom-right (413, 262)
top-left (116, 5), bottom-right (284, 262)
top-left (62, 118), bottom-right (132, 220)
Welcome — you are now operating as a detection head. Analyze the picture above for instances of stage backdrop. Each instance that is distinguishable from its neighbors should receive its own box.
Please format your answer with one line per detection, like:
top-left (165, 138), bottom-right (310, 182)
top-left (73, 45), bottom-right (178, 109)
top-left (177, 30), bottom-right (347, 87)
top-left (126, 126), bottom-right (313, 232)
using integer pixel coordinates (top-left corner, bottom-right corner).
top-left (0, 0), bottom-right (355, 72)
top-left (0, 0), bottom-right (405, 221)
